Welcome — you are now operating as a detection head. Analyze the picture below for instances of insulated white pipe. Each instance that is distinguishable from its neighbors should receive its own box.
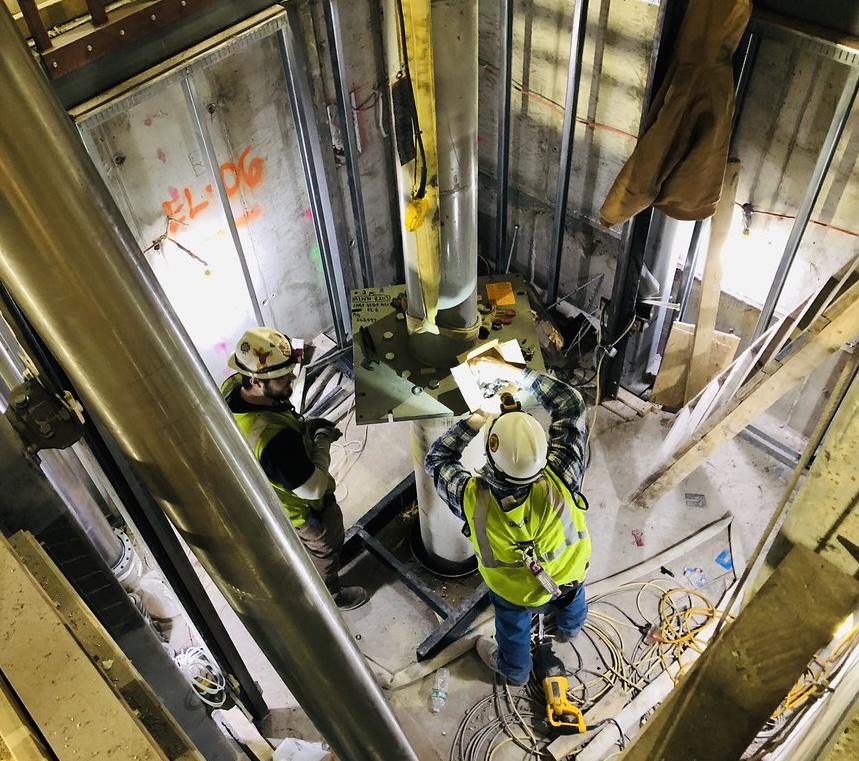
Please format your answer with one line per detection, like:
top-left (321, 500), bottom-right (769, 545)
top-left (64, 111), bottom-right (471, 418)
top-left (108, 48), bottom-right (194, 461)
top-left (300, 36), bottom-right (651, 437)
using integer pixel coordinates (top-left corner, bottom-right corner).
top-left (412, 419), bottom-right (479, 574)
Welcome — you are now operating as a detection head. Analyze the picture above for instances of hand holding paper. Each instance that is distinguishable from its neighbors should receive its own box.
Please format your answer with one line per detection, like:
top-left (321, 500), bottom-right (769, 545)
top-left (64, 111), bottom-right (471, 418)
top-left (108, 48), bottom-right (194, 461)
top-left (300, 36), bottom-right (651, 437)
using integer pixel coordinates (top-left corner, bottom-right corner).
top-left (451, 339), bottom-right (528, 413)
top-left (467, 355), bottom-right (524, 387)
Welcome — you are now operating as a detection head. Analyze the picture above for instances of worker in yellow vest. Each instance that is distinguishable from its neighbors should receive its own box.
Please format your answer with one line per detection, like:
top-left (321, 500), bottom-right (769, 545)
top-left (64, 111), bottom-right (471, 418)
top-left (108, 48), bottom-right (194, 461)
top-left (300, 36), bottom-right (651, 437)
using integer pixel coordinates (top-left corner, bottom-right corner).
top-left (425, 357), bottom-right (590, 684)
top-left (221, 327), bottom-right (368, 611)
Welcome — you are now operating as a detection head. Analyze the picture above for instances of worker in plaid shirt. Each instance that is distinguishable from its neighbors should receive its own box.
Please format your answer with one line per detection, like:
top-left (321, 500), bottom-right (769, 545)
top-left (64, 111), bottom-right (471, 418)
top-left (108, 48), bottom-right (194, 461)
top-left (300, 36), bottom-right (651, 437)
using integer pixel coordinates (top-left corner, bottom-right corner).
top-left (425, 357), bottom-right (590, 685)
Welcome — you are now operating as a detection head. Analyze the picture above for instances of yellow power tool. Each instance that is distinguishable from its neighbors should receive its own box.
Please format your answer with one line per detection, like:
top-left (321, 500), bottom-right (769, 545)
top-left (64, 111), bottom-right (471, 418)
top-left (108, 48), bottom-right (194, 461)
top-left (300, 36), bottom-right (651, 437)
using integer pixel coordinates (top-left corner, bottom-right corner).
top-left (534, 616), bottom-right (586, 735)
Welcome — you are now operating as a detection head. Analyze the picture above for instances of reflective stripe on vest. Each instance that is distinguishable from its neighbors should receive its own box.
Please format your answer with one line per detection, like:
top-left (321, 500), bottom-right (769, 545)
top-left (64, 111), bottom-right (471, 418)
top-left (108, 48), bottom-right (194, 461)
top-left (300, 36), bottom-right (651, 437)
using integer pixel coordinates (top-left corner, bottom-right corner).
top-left (462, 468), bottom-right (591, 607)
top-left (472, 475), bottom-right (588, 569)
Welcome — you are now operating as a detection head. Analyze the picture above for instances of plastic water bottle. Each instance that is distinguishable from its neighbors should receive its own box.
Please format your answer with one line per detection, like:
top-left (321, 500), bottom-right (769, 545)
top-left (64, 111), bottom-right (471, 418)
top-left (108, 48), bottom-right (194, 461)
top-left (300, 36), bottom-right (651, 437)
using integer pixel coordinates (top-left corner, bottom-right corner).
top-left (430, 668), bottom-right (449, 713)
top-left (684, 567), bottom-right (707, 588)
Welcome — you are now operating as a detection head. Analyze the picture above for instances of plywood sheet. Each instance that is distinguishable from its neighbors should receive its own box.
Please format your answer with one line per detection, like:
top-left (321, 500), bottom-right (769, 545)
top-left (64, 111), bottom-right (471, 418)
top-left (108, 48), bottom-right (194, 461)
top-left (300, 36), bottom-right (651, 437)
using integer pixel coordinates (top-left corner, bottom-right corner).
top-left (0, 534), bottom-right (168, 761)
top-left (651, 322), bottom-right (740, 410)
top-left (8, 532), bottom-right (203, 761)
top-left (0, 671), bottom-right (51, 761)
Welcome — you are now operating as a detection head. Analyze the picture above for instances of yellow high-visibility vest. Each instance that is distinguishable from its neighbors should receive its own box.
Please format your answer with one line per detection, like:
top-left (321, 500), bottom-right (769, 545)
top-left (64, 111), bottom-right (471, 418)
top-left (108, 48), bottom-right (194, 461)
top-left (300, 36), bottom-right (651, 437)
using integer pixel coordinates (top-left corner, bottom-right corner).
top-left (221, 376), bottom-right (333, 526)
top-left (462, 468), bottom-right (590, 606)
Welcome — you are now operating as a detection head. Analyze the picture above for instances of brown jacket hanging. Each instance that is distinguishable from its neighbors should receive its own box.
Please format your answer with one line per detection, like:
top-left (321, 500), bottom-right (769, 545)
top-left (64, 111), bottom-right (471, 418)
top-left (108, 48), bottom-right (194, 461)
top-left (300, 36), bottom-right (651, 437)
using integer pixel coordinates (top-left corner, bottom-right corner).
top-left (600, 0), bottom-right (752, 227)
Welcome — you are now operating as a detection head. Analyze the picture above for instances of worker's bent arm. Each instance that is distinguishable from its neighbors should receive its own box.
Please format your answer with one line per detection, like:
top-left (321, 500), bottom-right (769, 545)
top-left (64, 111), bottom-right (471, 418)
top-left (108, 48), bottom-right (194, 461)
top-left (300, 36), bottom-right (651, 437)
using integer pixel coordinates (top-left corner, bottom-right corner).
top-left (424, 419), bottom-right (479, 520)
top-left (522, 368), bottom-right (588, 494)
top-left (260, 428), bottom-right (334, 502)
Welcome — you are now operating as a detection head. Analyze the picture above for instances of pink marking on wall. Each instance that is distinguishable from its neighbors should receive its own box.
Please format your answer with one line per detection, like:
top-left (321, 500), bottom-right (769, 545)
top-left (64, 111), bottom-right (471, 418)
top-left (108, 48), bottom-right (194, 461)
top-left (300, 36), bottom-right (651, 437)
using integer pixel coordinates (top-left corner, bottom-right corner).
top-left (304, 208), bottom-right (313, 220)
top-left (157, 149), bottom-right (167, 164)
top-left (168, 186), bottom-right (179, 200)
top-left (143, 117), bottom-right (153, 126)
top-left (214, 341), bottom-right (228, 354)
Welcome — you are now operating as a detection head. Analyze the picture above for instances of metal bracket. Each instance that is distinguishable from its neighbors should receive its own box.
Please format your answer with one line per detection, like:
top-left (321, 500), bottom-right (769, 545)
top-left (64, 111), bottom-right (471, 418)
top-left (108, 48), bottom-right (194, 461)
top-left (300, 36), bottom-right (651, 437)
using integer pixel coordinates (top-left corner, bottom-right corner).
top-left (342, 474), bottom-right (489, 661)
top-left (4, 379), bottom-right (84, 454)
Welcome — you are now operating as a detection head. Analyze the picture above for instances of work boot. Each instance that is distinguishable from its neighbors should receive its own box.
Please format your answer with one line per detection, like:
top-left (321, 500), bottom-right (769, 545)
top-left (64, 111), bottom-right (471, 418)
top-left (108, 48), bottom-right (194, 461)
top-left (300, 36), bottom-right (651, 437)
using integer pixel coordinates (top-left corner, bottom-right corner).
top-left (555, 628), bottom-right (580, 644)
top-left (334, 586), bottom-right (369, 611)
top-left (475, 636), bottom-right (529, 686)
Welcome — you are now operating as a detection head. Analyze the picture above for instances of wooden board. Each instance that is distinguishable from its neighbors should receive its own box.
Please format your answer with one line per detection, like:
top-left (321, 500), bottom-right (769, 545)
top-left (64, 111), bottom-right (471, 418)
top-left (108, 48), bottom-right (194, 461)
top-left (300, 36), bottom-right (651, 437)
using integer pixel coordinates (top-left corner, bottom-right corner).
top-left (7, 532), bottom-right (203, 761)
top-left (617, 544), bottom-right (859, 761)
top-left (615, 386), bottom-right (657, 415)
top-left (650, 322), bottom-right (741, 410)
top-left (629, 277), bottom-right (859, 507)
top-left (0, 671), bottom-right (51, 761)
top-left (0, 534), bottom-right (169, 761)
top-left (776, 358), bottom-right (859, 578)
top-left (685, 159), bottom-right (741, 402)
top-left (601, 398), bottom-right (639, 421)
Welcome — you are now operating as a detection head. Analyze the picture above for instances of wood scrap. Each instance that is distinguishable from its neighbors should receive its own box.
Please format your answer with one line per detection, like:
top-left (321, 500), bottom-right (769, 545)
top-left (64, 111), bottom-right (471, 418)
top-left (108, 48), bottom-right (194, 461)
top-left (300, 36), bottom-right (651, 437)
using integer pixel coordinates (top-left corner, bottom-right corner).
top-left (0, 670), bottom-right (51, 761)
top-left (651, 322), bottom-right (740, 411)
top-left (600, 398), bottom-right (638, 421)
top-left (684, 159), bottom-right (740, 401)
top-left (7, 532), bottom-right (203, 761)
top-left (615, 386), bottom-right (658, 415)
top-left (629, 276), bottom-right (859, 507)
top-left (0, 534), bottom-right (169, 761)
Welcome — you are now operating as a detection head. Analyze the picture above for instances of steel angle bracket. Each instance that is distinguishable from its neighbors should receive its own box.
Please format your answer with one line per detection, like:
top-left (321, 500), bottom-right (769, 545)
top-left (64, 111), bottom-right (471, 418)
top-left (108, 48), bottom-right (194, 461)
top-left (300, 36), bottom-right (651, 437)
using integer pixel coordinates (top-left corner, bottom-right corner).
top-left (351, 273), bottom-right (546, 424)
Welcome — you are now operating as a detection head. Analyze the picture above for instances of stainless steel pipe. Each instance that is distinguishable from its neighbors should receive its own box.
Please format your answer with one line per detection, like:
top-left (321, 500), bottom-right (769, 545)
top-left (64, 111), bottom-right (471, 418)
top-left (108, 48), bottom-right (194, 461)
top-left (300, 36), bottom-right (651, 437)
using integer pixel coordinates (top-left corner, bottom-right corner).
top-left (0, 9), bottom-right (417, 761)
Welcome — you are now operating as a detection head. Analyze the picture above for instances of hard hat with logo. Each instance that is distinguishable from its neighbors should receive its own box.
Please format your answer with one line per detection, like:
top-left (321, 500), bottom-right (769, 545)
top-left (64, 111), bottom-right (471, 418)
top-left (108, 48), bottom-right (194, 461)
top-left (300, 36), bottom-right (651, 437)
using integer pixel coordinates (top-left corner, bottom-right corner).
top-left (484, 406), bottom-right (548, 485)
top-left (228, 327), bottom-right (296, 380)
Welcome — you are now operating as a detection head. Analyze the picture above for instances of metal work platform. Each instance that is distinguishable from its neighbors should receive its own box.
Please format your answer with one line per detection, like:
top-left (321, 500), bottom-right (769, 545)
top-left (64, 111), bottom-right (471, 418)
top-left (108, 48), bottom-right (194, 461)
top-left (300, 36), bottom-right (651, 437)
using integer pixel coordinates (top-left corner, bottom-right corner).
top-left (341, 473), bottom-right (490, 661)
top-left (351, 272), bottom-right (545, 424)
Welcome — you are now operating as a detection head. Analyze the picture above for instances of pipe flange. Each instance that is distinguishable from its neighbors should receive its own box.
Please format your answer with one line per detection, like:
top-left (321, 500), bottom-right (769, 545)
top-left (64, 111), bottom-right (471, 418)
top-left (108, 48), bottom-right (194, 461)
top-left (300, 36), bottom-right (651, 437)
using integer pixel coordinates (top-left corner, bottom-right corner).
top-left (111, 528), bottom-right (142, 588)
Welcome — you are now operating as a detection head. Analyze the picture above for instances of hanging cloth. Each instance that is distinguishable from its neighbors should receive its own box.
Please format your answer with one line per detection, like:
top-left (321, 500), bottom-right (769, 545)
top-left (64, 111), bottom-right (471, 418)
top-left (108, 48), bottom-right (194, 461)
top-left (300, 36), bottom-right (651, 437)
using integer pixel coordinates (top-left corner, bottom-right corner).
top-left (600, 0), bottom-right (752, 227)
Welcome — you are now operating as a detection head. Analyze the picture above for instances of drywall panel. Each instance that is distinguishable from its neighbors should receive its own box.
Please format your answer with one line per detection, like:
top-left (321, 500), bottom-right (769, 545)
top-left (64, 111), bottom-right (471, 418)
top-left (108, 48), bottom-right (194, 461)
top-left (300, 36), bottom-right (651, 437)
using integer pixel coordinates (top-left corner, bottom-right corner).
top-left (729, 37), bottom-right (859, 317)
top-left (76, 26), bottom-right (335, 384)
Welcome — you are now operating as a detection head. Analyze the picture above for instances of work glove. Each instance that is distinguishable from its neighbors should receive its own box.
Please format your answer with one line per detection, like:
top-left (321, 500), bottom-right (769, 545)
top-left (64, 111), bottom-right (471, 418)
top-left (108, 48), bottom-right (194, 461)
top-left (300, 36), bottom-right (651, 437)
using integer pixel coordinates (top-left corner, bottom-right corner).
top-left (306, 417), bottom-right (339, 437)
top-left (312, 424), bottom-right (342, 445)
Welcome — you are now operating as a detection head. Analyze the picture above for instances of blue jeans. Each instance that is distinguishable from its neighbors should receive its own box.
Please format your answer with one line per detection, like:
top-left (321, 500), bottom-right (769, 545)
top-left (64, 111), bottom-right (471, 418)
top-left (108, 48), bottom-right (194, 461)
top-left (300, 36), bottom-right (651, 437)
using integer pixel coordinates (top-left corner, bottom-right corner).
top-left (490, 584), bottom-right (588, 684)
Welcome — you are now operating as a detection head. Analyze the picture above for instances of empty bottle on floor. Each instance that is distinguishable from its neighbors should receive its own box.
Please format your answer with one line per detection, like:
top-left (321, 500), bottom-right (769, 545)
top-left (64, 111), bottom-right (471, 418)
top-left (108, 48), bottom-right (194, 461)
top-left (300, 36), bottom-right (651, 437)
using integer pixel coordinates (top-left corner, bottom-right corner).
top-left (430, 667), bottom-right (449, 713)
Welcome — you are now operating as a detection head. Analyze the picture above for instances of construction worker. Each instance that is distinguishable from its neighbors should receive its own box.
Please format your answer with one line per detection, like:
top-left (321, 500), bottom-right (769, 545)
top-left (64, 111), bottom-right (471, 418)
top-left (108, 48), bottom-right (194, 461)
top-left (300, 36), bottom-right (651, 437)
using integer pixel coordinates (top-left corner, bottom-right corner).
top-left (221, 327), bottom-right (368, 611)
top-left (425, 356), bottom-right (590, 685)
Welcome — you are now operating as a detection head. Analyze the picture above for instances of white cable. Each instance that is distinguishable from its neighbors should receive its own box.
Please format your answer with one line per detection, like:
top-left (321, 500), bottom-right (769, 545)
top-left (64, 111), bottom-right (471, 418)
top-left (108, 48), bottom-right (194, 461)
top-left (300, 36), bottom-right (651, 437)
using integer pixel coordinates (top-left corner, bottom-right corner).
top-left (174, 646), bottom-right (226, 707)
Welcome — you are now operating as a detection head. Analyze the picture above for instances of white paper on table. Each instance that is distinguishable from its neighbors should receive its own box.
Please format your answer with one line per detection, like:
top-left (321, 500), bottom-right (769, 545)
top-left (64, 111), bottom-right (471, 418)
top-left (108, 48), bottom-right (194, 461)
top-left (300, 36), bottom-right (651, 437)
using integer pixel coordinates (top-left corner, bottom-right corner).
top-left (451, 339), bottom-right (527, 413)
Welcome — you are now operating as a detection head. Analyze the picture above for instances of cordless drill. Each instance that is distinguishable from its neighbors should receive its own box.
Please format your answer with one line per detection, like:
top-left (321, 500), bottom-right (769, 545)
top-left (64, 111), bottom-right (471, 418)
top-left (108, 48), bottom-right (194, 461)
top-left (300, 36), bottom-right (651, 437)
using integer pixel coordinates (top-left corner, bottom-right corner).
top-left (534, 640), bottom-right (586, 735)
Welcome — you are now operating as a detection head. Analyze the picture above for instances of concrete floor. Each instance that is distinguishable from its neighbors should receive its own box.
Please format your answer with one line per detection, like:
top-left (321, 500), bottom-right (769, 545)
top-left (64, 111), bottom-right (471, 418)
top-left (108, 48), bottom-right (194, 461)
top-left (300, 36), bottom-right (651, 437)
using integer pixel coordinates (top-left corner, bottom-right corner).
top-left (208, 396), bottom-right (794, 760)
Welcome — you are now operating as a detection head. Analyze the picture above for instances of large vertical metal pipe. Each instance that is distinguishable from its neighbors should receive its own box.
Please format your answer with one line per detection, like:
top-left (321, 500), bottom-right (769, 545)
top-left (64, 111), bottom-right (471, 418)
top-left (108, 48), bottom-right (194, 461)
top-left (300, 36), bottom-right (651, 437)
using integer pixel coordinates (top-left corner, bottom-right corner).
top-left (407, 0), bottom-right (480, 367)
top-left (0, 320), bottom-right (123, 566)
top-left (401, 0), bottom-right (481, 570)
top-left (0, 9), bottom-right (418, 761)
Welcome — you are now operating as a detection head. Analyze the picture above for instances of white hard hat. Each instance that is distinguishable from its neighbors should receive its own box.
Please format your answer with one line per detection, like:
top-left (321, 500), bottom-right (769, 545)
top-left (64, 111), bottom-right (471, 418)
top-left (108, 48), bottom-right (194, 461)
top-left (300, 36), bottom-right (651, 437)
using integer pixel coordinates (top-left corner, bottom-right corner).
top-left (485, 410), bottom-right (548, 485)
top-left (228, 327), bottom-right (296, 379)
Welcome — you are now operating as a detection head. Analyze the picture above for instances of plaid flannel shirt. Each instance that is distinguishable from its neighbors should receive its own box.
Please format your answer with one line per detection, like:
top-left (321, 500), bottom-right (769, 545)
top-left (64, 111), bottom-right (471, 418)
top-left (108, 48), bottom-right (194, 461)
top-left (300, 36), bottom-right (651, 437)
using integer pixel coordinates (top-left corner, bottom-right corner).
top-left (424, 368), bottom-right (588, 520)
